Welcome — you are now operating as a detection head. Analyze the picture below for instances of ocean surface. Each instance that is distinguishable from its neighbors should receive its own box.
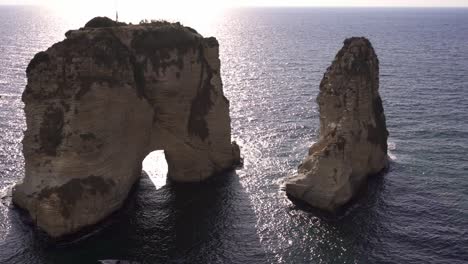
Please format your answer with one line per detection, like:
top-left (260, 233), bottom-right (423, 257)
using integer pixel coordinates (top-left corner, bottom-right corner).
top-left (1, 6), bottom-right (468, 264)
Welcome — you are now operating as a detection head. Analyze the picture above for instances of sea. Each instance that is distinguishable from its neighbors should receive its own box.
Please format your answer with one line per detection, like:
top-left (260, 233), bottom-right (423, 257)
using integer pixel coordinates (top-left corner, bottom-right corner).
top-left (0, 6), bottom-right (467, 264)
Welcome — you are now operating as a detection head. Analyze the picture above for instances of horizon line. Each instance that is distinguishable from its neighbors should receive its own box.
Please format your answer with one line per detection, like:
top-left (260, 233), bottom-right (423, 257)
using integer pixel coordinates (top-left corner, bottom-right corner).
top-left (1, 4), bottom-right (468, 8)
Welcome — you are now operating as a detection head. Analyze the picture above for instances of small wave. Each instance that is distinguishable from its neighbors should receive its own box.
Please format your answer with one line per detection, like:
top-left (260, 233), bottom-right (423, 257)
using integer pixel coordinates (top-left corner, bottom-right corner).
top-left (388, 141), bottom-right (397, 160)
top-left (0, 185), bottom-right (12, 198)
top-left (0, 185), bottom-right (13, 207)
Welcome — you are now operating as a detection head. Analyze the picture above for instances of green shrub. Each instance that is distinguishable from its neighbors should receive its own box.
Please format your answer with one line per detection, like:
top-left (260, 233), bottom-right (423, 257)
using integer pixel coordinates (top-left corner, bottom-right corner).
top-left (84, 17), bottom-right (126, 28)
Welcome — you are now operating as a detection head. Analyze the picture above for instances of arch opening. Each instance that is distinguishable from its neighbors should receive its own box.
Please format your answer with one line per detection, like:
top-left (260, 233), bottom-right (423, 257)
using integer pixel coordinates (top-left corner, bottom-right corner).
top-left (142, 150), bottom-right (168, 190)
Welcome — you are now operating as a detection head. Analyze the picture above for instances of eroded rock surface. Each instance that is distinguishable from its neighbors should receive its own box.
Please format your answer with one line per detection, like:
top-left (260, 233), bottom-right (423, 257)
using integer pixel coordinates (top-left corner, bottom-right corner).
top-left (285, 37), bottom-right (388, 211)
top-left (13, 17), bottom-right (240, 237)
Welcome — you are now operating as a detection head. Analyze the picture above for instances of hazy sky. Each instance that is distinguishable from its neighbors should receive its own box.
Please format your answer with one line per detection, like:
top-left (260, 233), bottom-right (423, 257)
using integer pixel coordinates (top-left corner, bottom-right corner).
top-left (2, 0), bottom-right (468, 7)
top-left (2, 0), bottom-right (467, 30)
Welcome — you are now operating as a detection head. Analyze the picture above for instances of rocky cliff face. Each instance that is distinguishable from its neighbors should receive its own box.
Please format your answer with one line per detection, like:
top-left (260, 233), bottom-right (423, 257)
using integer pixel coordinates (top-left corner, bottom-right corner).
top-left (13, 17), bottom-right (241, 237)
top-left (285, 37), bottom-right (388, 212)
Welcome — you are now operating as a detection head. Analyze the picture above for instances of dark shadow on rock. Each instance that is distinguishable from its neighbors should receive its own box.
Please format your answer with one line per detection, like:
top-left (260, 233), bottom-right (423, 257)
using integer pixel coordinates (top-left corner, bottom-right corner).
top-left (1, 170), bottom-right (267, 264)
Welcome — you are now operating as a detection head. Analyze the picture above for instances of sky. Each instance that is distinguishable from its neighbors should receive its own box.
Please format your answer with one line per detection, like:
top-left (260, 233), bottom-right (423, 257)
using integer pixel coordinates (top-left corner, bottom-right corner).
top-left (1, 0), bottom-right (467, 31)
top-left (1, 0), bottom-right (468, 7)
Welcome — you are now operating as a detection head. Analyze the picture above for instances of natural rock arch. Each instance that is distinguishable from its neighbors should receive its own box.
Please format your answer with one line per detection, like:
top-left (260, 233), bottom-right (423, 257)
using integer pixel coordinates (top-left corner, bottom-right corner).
top-left (13, 18), bottom-right (240, 237)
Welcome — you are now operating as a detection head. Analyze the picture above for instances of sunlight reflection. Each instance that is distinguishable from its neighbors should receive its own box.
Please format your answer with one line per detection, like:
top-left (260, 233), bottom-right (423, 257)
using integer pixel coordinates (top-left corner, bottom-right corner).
top-left (142, 150), bottom-right (168, 190)
top-left (0, 186), bottom-right (12, 241)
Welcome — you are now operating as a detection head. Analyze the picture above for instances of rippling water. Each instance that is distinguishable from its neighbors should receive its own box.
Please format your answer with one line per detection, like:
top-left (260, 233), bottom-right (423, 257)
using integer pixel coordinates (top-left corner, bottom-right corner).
top-left (1, 6), bottom-right (468, 264)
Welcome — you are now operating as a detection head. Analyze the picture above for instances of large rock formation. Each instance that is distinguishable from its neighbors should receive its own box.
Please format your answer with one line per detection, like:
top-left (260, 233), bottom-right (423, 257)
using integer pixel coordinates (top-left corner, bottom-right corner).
top-left (13, 17), bottom-right (240, 237)
top-left (285, 37), bottom-right (388, 211)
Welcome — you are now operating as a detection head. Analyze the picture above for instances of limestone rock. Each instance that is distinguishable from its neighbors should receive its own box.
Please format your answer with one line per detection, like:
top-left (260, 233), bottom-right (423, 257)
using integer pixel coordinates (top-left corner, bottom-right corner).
top-left (285, 37), bottom-right (388, 211)
top-left (13, 18), bottom-right (240, 237)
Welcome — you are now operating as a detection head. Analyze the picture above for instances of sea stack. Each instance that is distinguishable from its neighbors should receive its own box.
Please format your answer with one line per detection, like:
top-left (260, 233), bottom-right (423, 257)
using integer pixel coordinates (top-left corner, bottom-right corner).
top-left (13, 17), bottom-right (240, 237)
top-left (285, 37), bottom-right (388, 211)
